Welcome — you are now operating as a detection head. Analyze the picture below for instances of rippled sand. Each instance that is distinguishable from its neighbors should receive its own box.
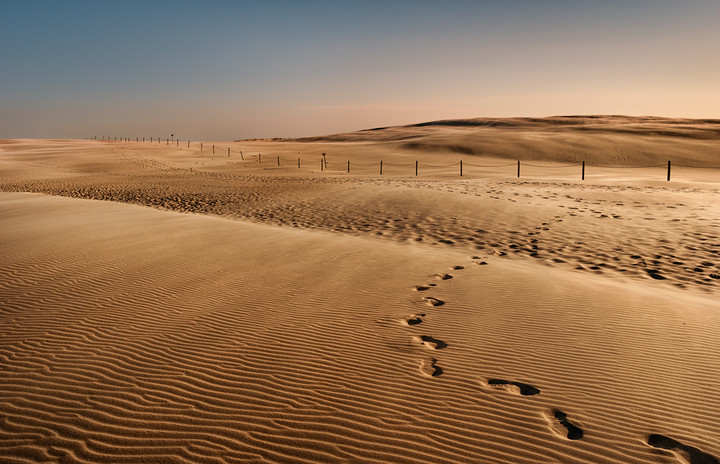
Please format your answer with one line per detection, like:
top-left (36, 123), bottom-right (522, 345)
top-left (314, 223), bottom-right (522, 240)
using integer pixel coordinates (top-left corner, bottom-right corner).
top-left (2, 121), bottom-right (719, 464)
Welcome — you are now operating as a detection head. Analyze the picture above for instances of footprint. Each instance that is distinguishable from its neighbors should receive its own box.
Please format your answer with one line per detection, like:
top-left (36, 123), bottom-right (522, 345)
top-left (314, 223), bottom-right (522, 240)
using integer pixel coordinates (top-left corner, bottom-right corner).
top-left (647, 434), bottom-right (719, 464)
top-left (403, 314), bottom-right (425, 326)
top-left (647, 269), bottom-right (667, 280)
top-left (435, 273), bottom-right (453, 280)
top-left (420, 358), bottom-right (444, 377)
top-left (422, 297), bottom-right (444, 307)
top-left (487, 379), bottom-right (540, 396)
top-left (550, 409), bottom-right (583, 440)
top-left (416, 335), bottom-right (447, 350)
top-left (452, 265), bottom-right (465, 270)
top-left (414, 285), bottom-right (430, 291)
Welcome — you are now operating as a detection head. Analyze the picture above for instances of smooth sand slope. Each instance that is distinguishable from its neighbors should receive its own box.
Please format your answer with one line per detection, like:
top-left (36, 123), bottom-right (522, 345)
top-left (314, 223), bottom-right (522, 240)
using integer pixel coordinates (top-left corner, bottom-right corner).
top-left (1, 119), bottom-right (719, 464)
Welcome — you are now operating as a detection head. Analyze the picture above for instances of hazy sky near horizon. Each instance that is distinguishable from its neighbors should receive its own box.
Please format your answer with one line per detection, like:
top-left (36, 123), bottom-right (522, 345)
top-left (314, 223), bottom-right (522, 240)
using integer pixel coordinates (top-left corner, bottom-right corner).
top-left (1, 0), bottom-right (718, 139)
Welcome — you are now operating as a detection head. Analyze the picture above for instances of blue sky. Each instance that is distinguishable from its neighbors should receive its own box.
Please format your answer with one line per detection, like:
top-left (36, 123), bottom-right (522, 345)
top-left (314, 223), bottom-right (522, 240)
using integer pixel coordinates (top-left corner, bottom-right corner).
top-left (1, 0), bottom-right (718, 139)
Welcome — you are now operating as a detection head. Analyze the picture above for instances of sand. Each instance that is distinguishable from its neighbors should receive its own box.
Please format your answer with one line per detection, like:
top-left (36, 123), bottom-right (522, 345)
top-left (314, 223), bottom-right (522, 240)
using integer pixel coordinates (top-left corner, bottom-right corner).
top-left (1, 118), bottom-right (719, 463)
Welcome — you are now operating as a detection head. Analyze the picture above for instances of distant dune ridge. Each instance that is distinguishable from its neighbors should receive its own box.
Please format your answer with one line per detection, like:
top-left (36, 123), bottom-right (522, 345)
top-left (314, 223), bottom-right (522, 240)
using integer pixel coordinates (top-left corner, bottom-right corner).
top-left (291, 115), bottom-right (720, 166)
top-left (1, 119), bottom-right (720, 463)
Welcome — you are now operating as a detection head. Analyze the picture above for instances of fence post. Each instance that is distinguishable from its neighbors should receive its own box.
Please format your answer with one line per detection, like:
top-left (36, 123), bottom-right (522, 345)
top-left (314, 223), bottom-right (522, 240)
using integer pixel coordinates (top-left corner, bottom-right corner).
top-left (259, 153), bottom-right (261, 163)
top-left (460, 160), bottom-right (463, 177)
top-left (136, 137), bottom-right (138, 142)
top-left (176, 139), bottom-right (179, 146)
top-left (582, 161), bottom-right (585, 180)
top-left (667, 160), bottom-right (671, 181)
top-left (277, 155), bottom-right (280, 166)
top-left (167, 138), bottom-right (169, 145)
top-left (347, 160), bottom-right (350, 173)
top-left (297, 158), bottom-right (300, 168)
top-left (187, 140), bottom-right (190, 148)
top-left (240, 151), bottom-right (244, 160)
top-left (200, 142), bottom-right (203, 151)
top-left (380, 160), bottom-right (383, 175)
top-left (228, 147), bottom-right (231, 157)
top-left (321, 159), bottom-right (324, 171)
top-left (517, 160), bottom-right (520, 178)
top-left (213, 145), bottom-right (215, 154)
top-left (415, 160), bottom-right (418, 176)
top-left (143, 137), bottom-right (145, 142)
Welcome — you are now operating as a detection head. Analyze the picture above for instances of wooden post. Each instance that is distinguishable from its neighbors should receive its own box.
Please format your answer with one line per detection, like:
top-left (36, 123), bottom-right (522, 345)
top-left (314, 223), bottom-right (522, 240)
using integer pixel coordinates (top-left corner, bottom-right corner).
top-left (667, 160), bottom-right (671, 181)
top-left (200, 142), bottom-right (203, 150)
top-left (213, 144), bottom-right (215, 154)
top-left (517, 160), bottom-right (520, 178)
top-left (228, 147), bottom-right (230, 157)
top-left (582, 161), bottom-right (585, 180)
top-left (176, 139), bottom-right (179, 146)
top-left (259, 153), bottom-right (262, 163)
top-left (460, 160), bottom-right (463, 177)
top-left (380, 160), bottom-right (383, 175)
top-left (143, 137), bottom-right (145, 142)
top-left (321, 159), bottom-right (324, 171)
top-left (136, 137), bottom-right (138, 142)
top-left (415, 160), bottom-right (418, 176)
top-left (167, 138), bottom-right (169, 145)
top-left (114, 137), bottom-right (116, 141)
top-left (240, 151), bottom-right (244, 160)
top-left (347, 160), bottom-right (350, 173)
top-left (187, 140), bottom-right (190, 148)
top-left (277, 155), bottom-right (280, 166)
top-left (297, 158), bottom-right (300, 168)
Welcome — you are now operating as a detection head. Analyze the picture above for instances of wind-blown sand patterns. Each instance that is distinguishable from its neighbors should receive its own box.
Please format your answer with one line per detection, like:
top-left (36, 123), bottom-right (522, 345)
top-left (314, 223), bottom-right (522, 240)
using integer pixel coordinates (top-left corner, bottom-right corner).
top-left (2, 192), bottom-right (719, 463)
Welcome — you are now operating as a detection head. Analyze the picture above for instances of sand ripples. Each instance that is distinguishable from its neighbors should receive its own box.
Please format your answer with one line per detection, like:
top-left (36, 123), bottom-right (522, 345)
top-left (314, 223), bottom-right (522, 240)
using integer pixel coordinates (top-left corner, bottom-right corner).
top-left (2, 189), bottom-right (719, 464)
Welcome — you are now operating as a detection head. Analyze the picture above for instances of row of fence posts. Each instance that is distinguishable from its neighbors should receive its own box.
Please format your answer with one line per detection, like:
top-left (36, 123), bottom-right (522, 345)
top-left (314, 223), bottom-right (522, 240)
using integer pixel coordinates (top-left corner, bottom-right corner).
top-left (93, 137), bottom-right (678, 181)
top-left (320, 158), bottom-right (675, 181)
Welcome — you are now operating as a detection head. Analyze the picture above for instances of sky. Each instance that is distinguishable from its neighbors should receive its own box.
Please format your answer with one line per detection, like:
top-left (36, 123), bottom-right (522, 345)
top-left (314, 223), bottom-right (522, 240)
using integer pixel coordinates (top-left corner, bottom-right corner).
top-left (1, 0), bottom-right (718, 140)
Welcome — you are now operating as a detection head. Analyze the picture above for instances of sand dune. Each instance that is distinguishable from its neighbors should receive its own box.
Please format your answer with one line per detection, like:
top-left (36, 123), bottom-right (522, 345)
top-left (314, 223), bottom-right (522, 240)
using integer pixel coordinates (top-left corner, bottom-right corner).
top-left (2, 192), bottom-right (719, 464)
top-left (292, 116), bottom-right (720, 166)
top-left (1, 125), bottom-right (719, 463)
